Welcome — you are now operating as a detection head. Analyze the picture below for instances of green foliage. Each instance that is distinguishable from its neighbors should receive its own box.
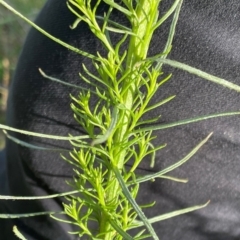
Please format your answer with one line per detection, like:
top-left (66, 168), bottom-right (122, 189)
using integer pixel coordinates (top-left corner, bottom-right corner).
top-left (60, 0), bottom-right (184, 238)
top-left (13, 226), bottom-right (27, 240)
top-left (0, 0), bottom-right (240, 240)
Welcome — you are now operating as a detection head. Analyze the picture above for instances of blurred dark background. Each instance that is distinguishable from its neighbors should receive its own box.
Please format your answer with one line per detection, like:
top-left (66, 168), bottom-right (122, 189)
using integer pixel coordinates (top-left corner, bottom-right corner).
top-left (0, 0), bottom-right (46, 148)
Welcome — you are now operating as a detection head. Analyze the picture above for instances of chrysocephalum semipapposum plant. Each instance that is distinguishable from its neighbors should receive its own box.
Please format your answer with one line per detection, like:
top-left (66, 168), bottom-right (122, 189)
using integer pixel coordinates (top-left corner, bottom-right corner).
top-left (1, 0), bottom-right (240, 239)
top-left (52, 0), bottom-right (239, 239)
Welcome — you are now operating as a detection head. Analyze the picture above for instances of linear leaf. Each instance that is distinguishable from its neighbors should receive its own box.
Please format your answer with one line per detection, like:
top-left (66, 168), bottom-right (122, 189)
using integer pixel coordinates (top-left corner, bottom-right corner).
top-left (158, 175), bottom-right (188, 183)
top-left (155, 0), bottom-right (183, 70)
top-left (0, 1), bottom-right (99, 61)
top-left (144, 95), bottom-right (176, 113)
top-left (103, 0), bottom-right (132, 16)
top-left (113, 167), bottom-right (159, 240)
top-left (156, 58), bottom-right (240, 92)
top-left (4, 130), bottom-right (69, 152)
top-left (0, 190), bottom-right (81, 200)
top-left (109, 219), bottom-right (133, 240)
top-left (0, 211), bottom-right (64, 219)
top-left (13, 226), bottom-right (27, 240)
top-left (39, 69), bottom-right (97, 95)
top-left (0, 125), bottom-right (89, 140)
top-left (131, 201), bottom-right (210, 228)
top-left (134, 112), bottom-right (240, 133)
top-left (130, 133), bottom-right (212, 185)
top-left (154, 0), bottom-right (182, 30)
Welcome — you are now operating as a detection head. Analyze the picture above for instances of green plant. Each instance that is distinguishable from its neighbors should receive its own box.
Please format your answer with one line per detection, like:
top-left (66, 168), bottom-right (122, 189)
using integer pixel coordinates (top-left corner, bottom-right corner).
top-left (0, 0), bottom-right (240, 239)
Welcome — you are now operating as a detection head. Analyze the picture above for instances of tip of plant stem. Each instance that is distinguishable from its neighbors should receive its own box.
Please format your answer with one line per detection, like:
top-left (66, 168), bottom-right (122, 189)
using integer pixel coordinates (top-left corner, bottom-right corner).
top-left (204, 200), bottom-right (211, 207)
top-left (38, 68), bottom-right (45, 76)
top-left (207, 132), bottom-right (214, 138)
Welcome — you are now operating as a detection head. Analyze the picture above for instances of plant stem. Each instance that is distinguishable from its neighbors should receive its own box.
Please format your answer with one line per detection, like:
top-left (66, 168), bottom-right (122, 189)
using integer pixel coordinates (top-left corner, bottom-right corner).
top-left (101, 1), bottom-right (161, 238)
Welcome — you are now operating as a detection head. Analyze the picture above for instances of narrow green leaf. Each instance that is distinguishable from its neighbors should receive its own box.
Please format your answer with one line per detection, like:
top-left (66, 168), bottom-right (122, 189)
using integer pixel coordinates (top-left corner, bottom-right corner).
top-left (50, 214), bottom-right (79, 225)
top-left (0, 190), bottom-right (81, 200)
top-left (158, 175), bottom-right (188, 183)
top-left (105, 26), bottom-right (141, 38)
top-left (91, 105), bottom-right (118, 146)
top-left (134, 112), bottom-right (240, 133)
top-left (0, 211), bottom-right (64, 219)
top-left (130, 133), bottom-right (212, 185)
top-left (101, 5), bottom-right (113, 33)
top-left (147, 142), bottom-right (156, 168)
top-left (144, 95), bottom-right (176, 113)
top-left (135, 115), bottom-right (161, 127)
top-left (133, 229), bottom-right (147, 239)
top-left (3, 130), bottom-right (69, 152)
top-left (13, 226), bottom-right (27, 240)
top-left (156, 58), bottom-right (240, 92)
top-left (155, 0), bottom-right (183, 70)
top-left (109, 219), bottom-right (134, 240)
top-left (131, 201), bottom-right (210, 228)
top-left (103, 0), bottom-right (132, 17)
top-left (97, 15), bottom-right (133, 33)
top-left (0, 1), bottom-right (99, 61)
top-left (113, 167), bottom-right (159, 240)
top-left (154, 0), bottom-right (182, 30)
top-left (70, 18), bottom-right (82, 29)
top-left (0, 125), bottom-right (89, 140)
top-left (39, 68), bottom-right (97, 94)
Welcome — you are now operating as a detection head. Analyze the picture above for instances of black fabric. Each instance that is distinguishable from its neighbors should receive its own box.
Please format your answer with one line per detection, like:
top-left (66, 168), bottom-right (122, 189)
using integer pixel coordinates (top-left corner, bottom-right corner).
top-left (1, 0), bottom-right (240, 239)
